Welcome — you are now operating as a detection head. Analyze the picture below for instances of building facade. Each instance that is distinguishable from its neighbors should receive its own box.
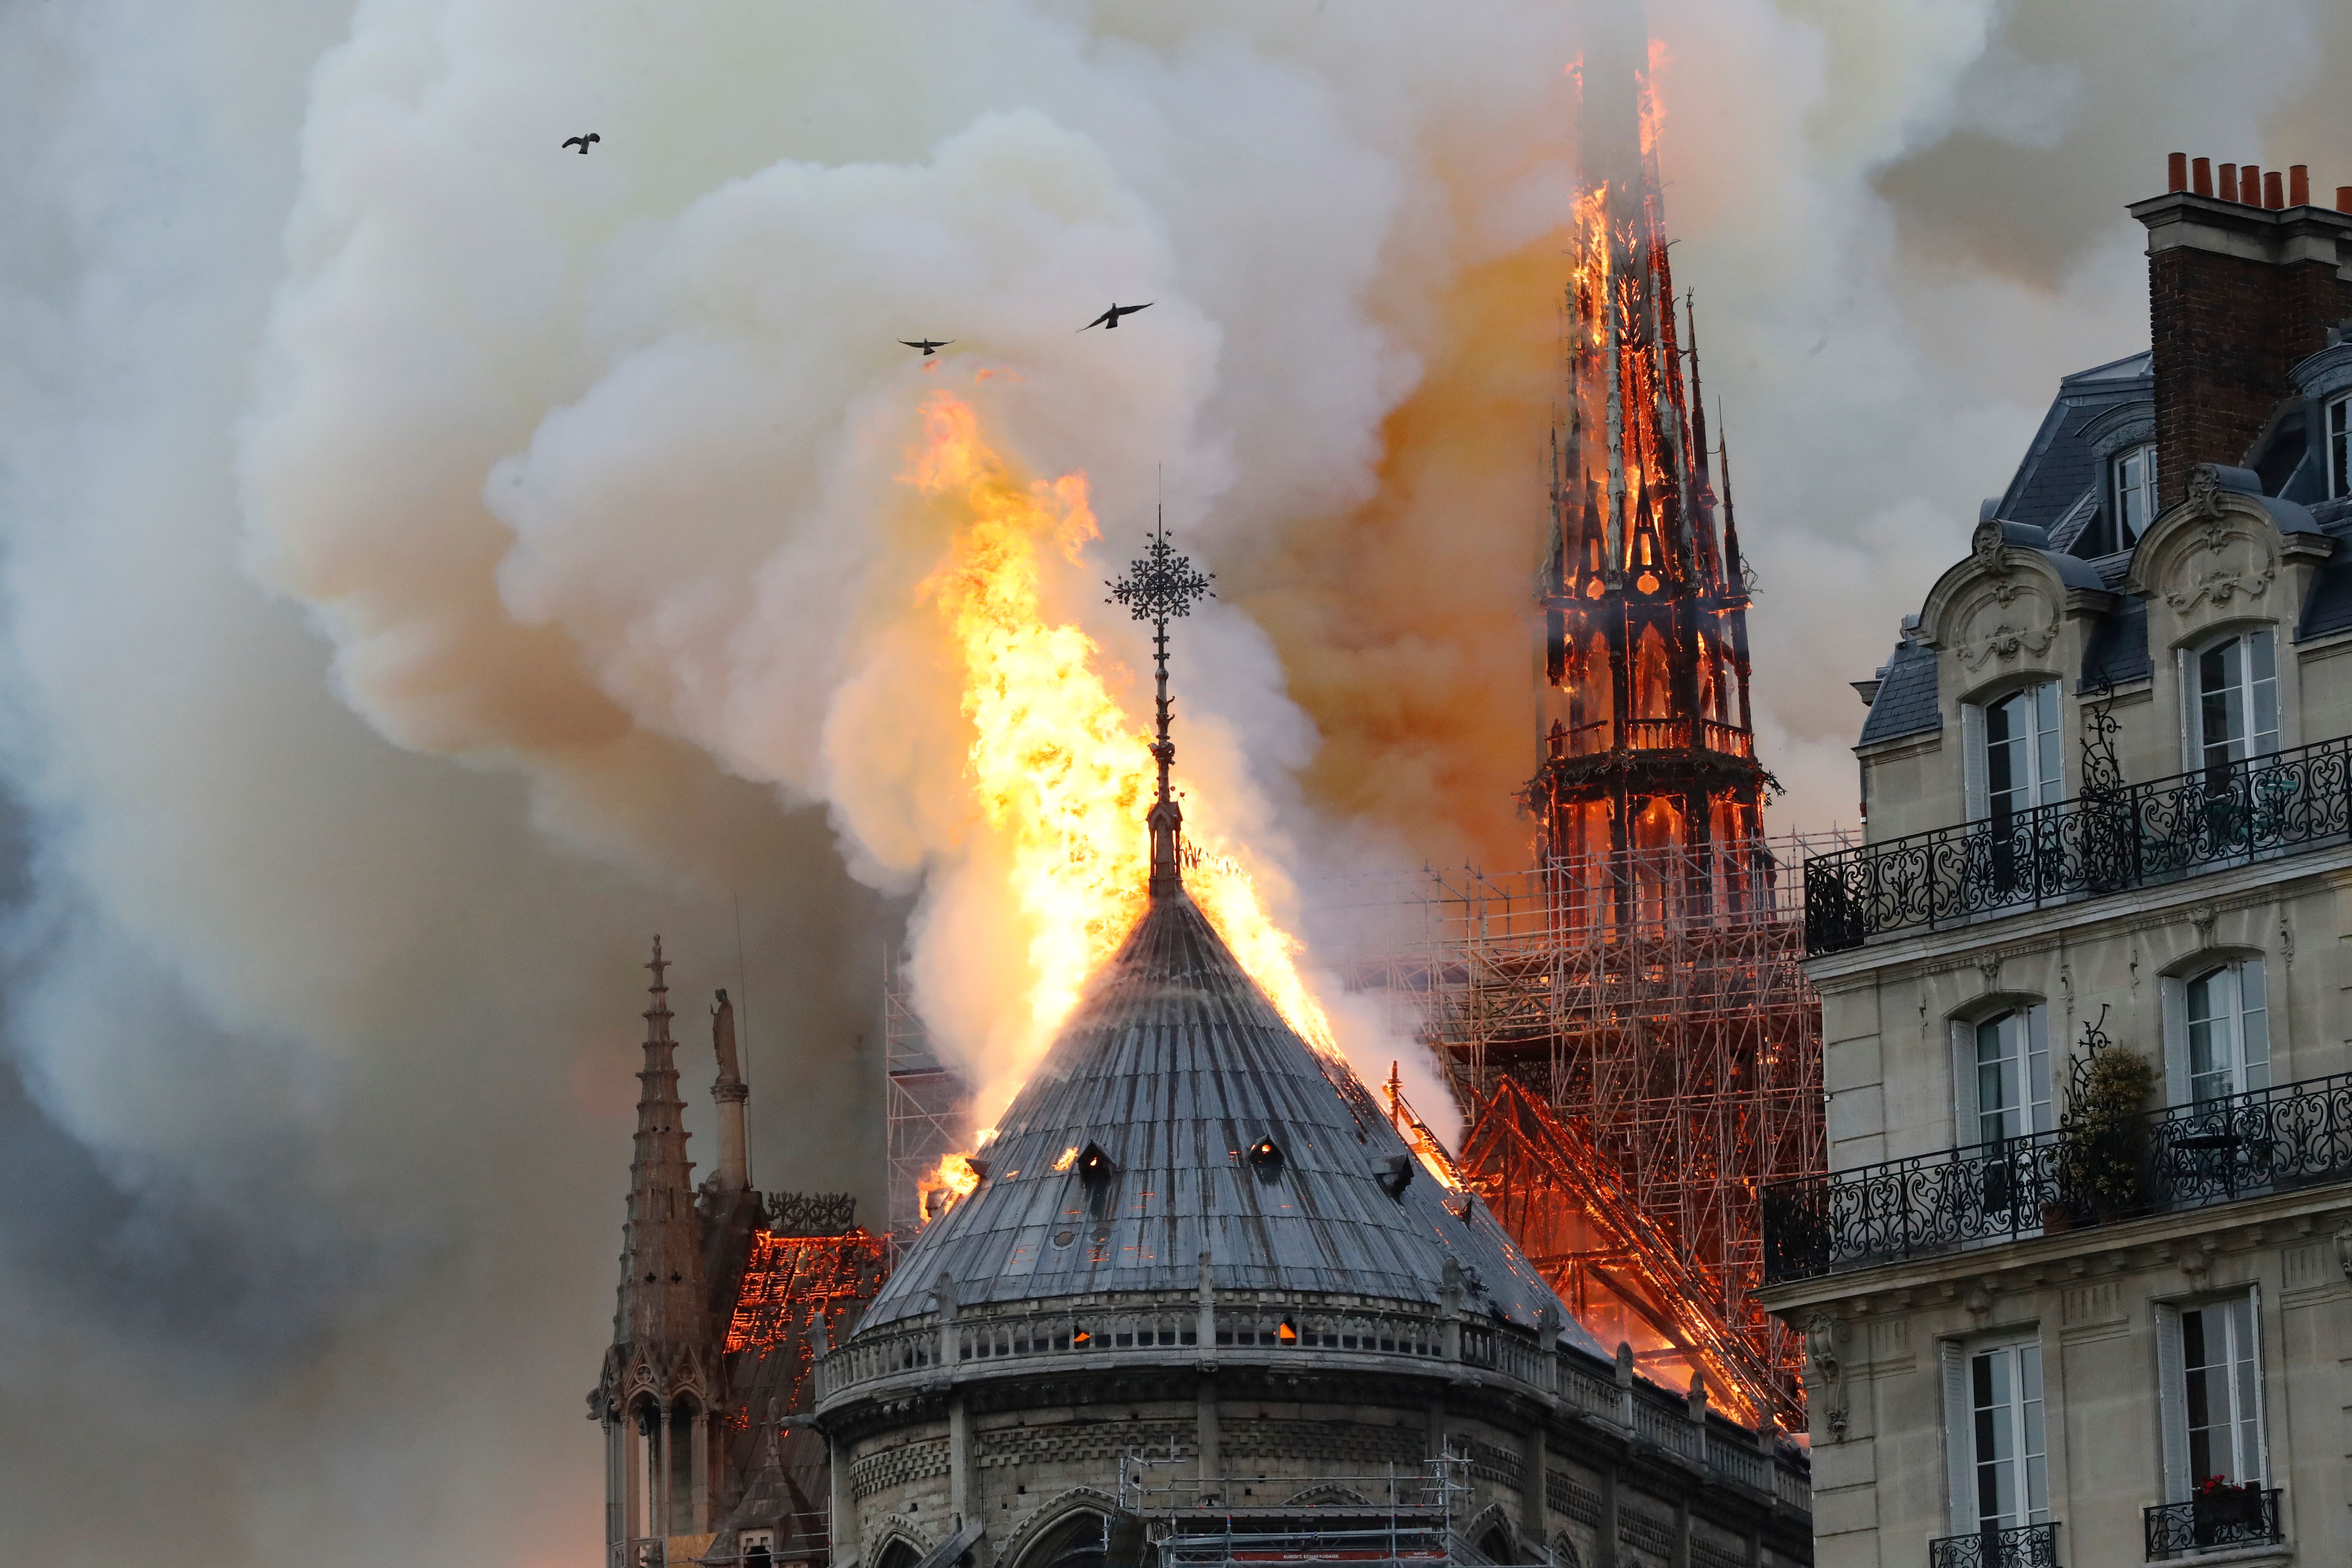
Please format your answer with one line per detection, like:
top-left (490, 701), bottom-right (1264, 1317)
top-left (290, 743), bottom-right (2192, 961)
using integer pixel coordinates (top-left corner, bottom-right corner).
top-left (1758, 158), bottom-right (2352, 1568)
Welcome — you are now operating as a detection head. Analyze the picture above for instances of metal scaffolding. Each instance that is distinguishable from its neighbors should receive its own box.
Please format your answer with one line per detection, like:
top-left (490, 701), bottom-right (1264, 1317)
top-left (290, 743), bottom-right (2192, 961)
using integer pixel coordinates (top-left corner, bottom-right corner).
top-left (1337, 831), bottom-right (1843, 1427)
top-left (882, 949), bottom-right (972, 1238)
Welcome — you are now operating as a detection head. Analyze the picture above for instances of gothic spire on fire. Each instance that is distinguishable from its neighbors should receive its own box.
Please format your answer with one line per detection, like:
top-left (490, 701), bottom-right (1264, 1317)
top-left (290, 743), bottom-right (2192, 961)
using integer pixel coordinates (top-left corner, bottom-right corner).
top-left (1532, 10), bottom-right (1767, 876)
top-left (1106, 510), bottom-right (1213, 898)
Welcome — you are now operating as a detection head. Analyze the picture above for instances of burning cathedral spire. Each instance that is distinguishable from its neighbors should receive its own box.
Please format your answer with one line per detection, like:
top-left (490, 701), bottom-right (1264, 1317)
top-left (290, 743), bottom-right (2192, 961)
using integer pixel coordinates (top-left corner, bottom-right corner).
top-left (1533, 4), bottom-right (1767, 890)
top-left (1424, 5), bottom-right (1823, 1434)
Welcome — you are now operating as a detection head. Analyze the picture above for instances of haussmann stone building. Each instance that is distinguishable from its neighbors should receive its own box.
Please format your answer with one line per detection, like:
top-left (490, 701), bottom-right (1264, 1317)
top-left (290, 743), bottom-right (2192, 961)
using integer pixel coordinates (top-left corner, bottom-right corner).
top-left (1759, 155), bottom-right (2352, 1568)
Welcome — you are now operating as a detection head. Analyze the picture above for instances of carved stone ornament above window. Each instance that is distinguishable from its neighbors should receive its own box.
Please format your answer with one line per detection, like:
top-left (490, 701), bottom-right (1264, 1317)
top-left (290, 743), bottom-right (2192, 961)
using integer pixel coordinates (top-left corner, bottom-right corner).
top-left (1969, 518), bottom-right (2011, 579)
top-left (1952, 579), bottom-right (2059, 672)
top-left (2159, 496), bottom-right (2275, 614)
top-left (2079, 397), bottom-right (2157, 462)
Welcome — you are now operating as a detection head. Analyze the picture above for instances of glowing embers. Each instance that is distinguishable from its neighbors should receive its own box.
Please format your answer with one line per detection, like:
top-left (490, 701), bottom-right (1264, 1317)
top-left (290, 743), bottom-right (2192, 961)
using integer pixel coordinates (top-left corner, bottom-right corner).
top-left (723, 1230), bottom-right (890, 1358)
top-left (1458, 1081), bottom-right (1780, 1426)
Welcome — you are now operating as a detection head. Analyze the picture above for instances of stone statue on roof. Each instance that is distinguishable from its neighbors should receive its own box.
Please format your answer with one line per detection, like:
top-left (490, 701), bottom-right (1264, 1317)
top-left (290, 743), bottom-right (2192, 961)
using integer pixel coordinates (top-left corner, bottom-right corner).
top-left (711, 987), bottom-right (741, 1086)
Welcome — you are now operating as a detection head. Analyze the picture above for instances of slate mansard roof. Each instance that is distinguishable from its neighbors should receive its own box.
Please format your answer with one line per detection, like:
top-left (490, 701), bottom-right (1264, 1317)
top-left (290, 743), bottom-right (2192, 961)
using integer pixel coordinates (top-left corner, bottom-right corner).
top-left (1997, 350), bottom-right (2154, 551)
top-left (858, 888), bottom-right (1605, 1355)
top-left (1855, 343), bottom-right (2352, 749)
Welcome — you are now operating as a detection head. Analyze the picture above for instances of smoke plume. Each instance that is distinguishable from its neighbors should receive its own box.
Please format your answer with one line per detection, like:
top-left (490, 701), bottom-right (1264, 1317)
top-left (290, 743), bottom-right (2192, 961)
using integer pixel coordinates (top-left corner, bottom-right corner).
top-left (1, 0), bottom-right (2344, 1562)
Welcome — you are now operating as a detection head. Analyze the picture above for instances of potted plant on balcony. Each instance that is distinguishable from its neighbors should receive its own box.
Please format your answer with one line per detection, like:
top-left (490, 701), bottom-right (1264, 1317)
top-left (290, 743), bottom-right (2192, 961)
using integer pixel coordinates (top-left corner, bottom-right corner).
top-left (2191, 1475), bottom-right (2263, 1546)
top-left (2054, 1011), bottom-right (2157, 1225)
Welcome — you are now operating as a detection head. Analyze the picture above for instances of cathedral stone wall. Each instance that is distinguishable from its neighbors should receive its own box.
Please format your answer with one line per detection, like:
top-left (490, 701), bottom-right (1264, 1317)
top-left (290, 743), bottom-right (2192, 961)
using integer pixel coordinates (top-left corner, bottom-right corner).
top-left (821, 1322), bottom-right (1811, 1568)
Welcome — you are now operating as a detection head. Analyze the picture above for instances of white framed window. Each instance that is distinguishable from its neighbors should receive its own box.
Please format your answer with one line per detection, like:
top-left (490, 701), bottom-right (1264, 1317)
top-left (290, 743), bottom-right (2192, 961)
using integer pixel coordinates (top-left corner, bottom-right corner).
top-left (2328, 393), bottom-right (2349, 500)
top-left (2156, 1289), bottom-right (2266, 1501)
top-left (1954, 1004), bottom-right (2053, 1146)
top-left (2113, 442), bottom-right (2158, 548)
top-left (2182, 960), bottom-right (2270, 1103)
top-left (1942, 1337), bottom-right (2049, 1537)
top-left (2184, 630), bottom-right (2279, 771)
top-left (1964, 681), bottom-right (2062, 822)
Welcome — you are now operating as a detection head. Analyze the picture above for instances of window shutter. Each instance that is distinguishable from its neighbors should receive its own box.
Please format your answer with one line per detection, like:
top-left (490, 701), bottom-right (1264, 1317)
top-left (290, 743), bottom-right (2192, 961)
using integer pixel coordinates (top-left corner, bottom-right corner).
top-left (1962, 702), bottom-right (1988, 821)
top-left (2026, 1004), bottom-right (2053, 1133)
top-left (2155, 1303), bottom-right (2189, 1502)
top-left (1942, 1340), bottom-right (1974, 1534)
top-left (1951, 1020), bottom-right (1981, 1148)
top-left (2160, 977), bottom-right (2190, 1108)
top-left (2177, 646), bottom-right (2197, 771)
top-left (2245, 1283), bottom-right (2269, 1484)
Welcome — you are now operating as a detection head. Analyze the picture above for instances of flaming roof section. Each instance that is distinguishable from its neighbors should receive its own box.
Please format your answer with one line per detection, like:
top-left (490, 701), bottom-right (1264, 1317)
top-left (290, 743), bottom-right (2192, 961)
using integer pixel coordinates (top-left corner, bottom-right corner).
top-left (857, 887), bottom-right (1605, 1352)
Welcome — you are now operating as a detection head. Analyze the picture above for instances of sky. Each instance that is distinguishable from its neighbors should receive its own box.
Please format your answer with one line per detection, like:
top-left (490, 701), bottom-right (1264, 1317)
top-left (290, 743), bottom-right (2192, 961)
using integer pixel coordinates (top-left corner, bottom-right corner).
top-left (1, 0), bottom-right (2348, 1562)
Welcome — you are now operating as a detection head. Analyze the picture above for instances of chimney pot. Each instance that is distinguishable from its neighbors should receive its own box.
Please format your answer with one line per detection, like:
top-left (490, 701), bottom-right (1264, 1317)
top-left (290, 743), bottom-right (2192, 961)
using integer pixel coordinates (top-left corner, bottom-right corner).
top-left (2168, 152), bottom-right (2188, 193)
top-left (2242, 164), bottom-right (2263, 205)
top-left (2193, 157), bottom-right (2213, 197)
top-left (2219, 164), bottom-right (2239, 203)
top-left (2289, 165), bottom-right (2310, 207)
top-left (2264, 170), bottom-right (2285, 210)
top-left (2338, 186), bottom-right (2352, 214)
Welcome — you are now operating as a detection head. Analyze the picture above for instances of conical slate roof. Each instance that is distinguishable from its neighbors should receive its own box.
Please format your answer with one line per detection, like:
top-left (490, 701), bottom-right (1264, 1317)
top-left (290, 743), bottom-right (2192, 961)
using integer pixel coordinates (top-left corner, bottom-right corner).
top-left (860, 889), bottom-right (1604, 1356)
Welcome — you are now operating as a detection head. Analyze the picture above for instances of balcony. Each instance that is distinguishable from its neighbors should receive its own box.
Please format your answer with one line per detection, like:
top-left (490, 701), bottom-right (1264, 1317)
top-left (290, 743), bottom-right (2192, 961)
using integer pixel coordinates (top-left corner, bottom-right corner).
top-left (1762, 1071), bottom-right (2352, 1283)
top-left (1548, 717), bottom-right (1755, 760)
top-left (1928, 1522), bottom-right (2061, 1568)
top-left (2144, 1486), bottom-right (2283, 1560)
top-left (1803, 733), bottom-right (2352, 955)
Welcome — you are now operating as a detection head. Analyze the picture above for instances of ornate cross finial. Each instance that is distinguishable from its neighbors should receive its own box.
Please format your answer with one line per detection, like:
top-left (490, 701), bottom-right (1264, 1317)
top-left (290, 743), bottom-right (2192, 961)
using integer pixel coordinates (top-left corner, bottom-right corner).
top-left (1107, 510), bottom-right (1213, 897)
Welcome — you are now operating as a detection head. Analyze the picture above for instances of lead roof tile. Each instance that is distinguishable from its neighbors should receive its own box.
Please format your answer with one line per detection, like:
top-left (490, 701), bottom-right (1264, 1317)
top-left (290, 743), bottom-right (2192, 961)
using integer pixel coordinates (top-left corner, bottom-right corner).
top-left (860, 888), bottom-right (1600, 1353)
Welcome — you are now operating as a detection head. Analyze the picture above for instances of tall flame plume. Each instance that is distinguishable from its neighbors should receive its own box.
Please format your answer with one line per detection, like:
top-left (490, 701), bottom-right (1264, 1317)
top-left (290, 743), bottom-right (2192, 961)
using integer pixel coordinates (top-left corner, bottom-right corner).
top-left (907, 391), bottom-right (1338, 1157)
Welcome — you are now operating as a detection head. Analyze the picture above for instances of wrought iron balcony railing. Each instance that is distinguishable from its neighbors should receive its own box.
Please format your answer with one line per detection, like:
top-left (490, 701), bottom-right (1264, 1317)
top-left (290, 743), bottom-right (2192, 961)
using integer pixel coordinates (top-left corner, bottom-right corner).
top-left (2144, 1486), bottom-right (2282, 1559)
top-left (1762, 1071), bottom-right (2352, 1283)
top-left (1927, 1522), bottom-right (2060, 1568)
top-left (1804, 733), bottom-right (2352, 954)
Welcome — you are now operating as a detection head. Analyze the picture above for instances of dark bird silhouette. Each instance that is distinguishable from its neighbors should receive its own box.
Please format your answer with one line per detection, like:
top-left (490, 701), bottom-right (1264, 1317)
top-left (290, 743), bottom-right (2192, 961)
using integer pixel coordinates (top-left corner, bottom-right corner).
top-left (1081, 302), bottom-right (1152, 331)
top-left (900, 339), bottom-right (954, 356)
top-left (562, 133), bottom-right (601, 154)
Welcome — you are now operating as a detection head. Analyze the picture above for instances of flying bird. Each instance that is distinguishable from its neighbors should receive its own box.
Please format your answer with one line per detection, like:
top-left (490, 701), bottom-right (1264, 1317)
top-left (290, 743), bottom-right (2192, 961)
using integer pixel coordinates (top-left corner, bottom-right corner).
top-left (1081, 302), bottom-right (1152, 331)
top-left (900, 339), bottom-right (954, 356)
top-left (562, 133), bottom-right (601, 154)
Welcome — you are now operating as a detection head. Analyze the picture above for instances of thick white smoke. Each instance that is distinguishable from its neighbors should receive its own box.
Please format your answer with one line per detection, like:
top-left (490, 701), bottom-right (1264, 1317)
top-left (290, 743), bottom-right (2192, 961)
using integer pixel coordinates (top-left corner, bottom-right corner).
top-left (3, 0), bottom-right (2347, 1563)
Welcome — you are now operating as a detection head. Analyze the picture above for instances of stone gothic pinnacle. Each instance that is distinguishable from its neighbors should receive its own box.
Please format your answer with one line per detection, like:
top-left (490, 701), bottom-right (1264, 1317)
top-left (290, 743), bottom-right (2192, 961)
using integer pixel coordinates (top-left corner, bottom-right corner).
top-left (615, 934), bottom-right (706, 1348)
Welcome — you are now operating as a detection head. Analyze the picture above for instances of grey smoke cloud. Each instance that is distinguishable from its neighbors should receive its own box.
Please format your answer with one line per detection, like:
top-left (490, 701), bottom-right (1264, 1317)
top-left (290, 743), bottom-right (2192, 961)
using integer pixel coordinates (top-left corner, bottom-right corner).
top-left (1, 0), bottom-right (2343, 1562)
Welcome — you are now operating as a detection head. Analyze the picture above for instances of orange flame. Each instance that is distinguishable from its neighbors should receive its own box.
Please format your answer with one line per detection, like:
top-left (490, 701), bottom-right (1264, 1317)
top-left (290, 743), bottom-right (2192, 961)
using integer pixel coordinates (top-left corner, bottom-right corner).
top-left (1639, 39), bottom-right (1669, 162)
top-left (906, 391), bottom-right (1340, 1140)
top-left (919, 1152), bottom-right (982, 1222)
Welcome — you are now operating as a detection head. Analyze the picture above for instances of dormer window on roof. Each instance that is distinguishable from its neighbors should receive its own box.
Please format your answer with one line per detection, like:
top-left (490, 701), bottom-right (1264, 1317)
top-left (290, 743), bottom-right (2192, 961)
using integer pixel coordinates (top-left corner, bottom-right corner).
top-left (2113, 441), bottom-right (2157, 548)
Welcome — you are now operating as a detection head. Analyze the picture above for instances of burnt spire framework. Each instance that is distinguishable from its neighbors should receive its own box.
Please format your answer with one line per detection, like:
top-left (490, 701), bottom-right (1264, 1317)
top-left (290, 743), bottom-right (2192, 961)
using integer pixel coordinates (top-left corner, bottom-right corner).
top-left (1534, 122), bottom-right (1767, 882)
top-left (1107, 512), bottom-right (1213, 897)
top-left (1354, 13), bottom-right (1825, 1430)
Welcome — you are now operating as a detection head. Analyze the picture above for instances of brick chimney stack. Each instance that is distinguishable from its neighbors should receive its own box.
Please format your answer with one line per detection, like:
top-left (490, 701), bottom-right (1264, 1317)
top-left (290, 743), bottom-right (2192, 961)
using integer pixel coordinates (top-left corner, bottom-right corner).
top-left (2133, 154), bottom-right (2352, 507)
